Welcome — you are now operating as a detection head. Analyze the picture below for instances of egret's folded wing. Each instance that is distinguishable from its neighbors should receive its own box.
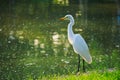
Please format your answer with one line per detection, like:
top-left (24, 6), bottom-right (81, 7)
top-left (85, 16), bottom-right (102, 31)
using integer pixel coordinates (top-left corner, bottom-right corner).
top-left (73, 34), bottom-right (92, 64)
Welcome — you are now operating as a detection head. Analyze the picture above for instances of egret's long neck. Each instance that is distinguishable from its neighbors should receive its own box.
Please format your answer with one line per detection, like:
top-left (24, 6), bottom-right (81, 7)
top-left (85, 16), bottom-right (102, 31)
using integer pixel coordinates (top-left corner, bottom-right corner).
top-left (68, 19), bottom-right (74, 45)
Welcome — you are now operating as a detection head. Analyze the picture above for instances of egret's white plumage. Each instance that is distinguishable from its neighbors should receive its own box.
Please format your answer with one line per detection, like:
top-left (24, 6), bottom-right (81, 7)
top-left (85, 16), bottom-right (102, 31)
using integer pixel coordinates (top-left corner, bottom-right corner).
top-left (60, 14), bottom-right (92, 64)
top-left (73, 34), bottom-right (92, 64)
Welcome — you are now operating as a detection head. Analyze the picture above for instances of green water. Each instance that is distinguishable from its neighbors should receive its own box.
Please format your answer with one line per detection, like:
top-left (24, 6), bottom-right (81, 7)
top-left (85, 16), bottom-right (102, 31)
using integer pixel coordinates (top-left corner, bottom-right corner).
top-left (0, 1), bottom-right (120, 80)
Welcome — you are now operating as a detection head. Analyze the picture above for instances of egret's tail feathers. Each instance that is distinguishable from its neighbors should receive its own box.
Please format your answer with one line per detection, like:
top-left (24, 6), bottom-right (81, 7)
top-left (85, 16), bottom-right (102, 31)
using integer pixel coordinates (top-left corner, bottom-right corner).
top-left (82, 55), bottom-right (92, 64)
top-left (87, 57), bottom-right (92, 64)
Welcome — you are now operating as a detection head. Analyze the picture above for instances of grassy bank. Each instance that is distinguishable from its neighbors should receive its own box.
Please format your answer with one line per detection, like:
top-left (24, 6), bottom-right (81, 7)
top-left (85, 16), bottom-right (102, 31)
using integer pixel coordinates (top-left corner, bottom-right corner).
top-left (36, 70), bottom-right (120, 80)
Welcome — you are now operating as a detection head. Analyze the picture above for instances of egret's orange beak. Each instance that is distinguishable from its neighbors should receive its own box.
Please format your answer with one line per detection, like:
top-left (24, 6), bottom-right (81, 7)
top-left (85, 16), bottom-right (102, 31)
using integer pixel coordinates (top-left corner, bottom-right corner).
top-left (59, 17), bottom-right (65, 21)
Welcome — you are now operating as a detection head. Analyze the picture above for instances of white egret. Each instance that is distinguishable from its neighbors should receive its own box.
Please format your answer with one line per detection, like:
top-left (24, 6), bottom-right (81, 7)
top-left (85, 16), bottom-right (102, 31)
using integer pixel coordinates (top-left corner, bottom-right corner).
top-left (60, 14), bottom-right (92, 72)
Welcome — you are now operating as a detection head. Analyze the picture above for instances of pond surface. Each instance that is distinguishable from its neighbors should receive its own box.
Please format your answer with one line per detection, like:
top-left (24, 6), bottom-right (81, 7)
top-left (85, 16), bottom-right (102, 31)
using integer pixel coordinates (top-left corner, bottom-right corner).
top-left (0, 1), bottom-right (120, 80)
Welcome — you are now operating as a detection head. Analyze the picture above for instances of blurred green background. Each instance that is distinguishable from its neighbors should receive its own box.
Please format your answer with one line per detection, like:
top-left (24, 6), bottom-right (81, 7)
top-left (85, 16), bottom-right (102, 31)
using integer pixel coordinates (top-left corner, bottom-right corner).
top-left (0, 0), bottom-right (120, 80)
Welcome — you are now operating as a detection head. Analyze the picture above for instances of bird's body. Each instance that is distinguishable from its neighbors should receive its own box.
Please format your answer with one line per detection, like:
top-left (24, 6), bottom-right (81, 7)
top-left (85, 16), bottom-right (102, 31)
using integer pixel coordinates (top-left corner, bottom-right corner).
top-left (72, 34), bottom-right (92, 64)
top-left (60, 14), bottom-right (92, 72)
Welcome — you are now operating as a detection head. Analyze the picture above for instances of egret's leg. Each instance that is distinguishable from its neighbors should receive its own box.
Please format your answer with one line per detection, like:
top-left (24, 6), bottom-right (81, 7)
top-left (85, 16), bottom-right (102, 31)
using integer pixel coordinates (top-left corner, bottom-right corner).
top-left (77, 54), bottom-right (80, 72)
top-left (83, 59), bottom-right (85, 72)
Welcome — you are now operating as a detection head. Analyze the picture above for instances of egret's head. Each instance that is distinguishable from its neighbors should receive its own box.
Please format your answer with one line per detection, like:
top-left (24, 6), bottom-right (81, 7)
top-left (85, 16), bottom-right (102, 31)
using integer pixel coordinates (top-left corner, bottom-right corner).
top-left (60, 14), bottom-right (74, 21)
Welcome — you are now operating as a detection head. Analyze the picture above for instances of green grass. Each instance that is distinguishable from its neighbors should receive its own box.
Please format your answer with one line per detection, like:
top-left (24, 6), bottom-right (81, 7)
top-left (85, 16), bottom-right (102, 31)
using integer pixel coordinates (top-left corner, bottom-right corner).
top-left (35, 70), bottom-right (120, 80)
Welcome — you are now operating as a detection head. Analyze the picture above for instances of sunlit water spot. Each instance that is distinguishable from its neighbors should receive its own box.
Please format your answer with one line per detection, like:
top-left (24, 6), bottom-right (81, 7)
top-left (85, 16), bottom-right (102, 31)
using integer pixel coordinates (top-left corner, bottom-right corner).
top-left (25, 63), bottom-right (35, 66)
top-left (19, 36), bottom-right (24, 40)
top-left (53, 48), bottom-right (57, 55)
top-left (48, 22), bottom-right (51, 25)
top-left (40, 43), bottom-right (45, 49)
top-left (60, 28), bottom-right (66, 31)
top-left (75, 28), bottom-right (83, 32)
top-left (16, 30), bottom-right (24, 36)
top-left (43, 71), bottom-right (45, 74)
top-left (45, 53), bottom-right (48, 56)
top-left (27, 51), bottom-right (30, 56)
top-left (40, 50), bottom-right (46, 54)
top-left (9, 35), bottom-right (15, 40)
top-left (9, 31), bottom-right (14, 35)
top-left (64, 61), bottom-right (69, 64)
top-left (22, 23), bottom-right (25, 26)
top-left (63, 48), bottom-right (67, 50)
top-left (61, 59), bottom-right (64, 62)
top-left (115, 45), bottom-right (119, 48)
top-left (34, 39), bottom-right (39, 47)
top-left (75, 11), bottom-right (82, 18)
top-left (30, 46), bottom-right (34, 49)
top-left (61, 59), bottom-right (70, 64)
top-left (52, 32), bottom-right (61, 45)
top-left (55, 0), bottom-right (69, 6)
top-left (36, 36), bottom-right (40, 39)
top-left (8, 31), bottom-right (16, 43)
top-left (98, 57), bottom-right (102, 62)
top-left (0, 28), bottom-right (2, 31)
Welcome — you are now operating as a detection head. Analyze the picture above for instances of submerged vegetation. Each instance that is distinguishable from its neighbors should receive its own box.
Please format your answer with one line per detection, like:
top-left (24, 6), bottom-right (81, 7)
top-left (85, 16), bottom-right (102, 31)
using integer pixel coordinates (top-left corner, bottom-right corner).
top-left (0, 0), bottom-right (120, 80)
